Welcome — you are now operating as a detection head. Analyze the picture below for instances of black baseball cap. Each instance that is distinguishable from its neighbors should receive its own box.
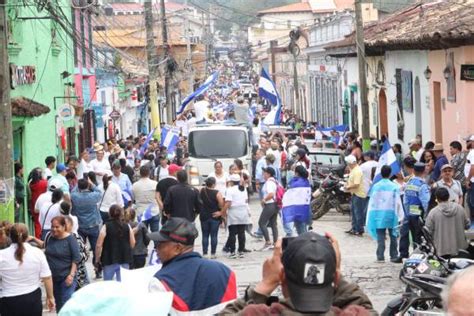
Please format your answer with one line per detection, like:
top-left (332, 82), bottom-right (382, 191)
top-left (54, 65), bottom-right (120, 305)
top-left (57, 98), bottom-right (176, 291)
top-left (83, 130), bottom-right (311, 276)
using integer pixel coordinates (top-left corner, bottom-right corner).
top-left (262, 166), bottom-right (276, 177)
top-left (282, 232), bottom-right (337, 313)
top-left (148, 218), bottom-right (198, 246)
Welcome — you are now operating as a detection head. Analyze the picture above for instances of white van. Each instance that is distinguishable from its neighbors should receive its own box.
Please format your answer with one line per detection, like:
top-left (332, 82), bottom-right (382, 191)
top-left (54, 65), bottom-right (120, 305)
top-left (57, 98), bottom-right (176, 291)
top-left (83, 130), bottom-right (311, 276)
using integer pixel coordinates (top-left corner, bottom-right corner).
top-left (187, 124), bottom-right (252, 185)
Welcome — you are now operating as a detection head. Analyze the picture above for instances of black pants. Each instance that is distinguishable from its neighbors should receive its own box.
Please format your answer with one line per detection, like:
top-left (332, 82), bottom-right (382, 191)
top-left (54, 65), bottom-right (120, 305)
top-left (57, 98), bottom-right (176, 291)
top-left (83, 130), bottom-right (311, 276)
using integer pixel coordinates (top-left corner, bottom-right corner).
top-left (228, 224), bottom-right (246, 253)
top-left (0, 288), bottom-right (42, 316)
top-left (399, 216), bottom-right (422, 258)
top-left (132, 254), bottom-right (147, 269)
top-left (259, 203), bottom-right (279, 243)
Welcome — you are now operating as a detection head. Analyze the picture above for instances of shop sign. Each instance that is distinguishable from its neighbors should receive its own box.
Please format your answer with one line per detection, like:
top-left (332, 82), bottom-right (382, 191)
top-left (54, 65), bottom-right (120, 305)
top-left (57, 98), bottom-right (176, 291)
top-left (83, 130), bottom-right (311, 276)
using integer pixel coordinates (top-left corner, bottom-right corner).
top-left (57, 104), bottom-right (75, 122)
top-left (460, 64), bottom-right (474, 81)
top-left (109, 109), bottom-right (121, 121)
top-left (10, 64), bottom-right (36, 88)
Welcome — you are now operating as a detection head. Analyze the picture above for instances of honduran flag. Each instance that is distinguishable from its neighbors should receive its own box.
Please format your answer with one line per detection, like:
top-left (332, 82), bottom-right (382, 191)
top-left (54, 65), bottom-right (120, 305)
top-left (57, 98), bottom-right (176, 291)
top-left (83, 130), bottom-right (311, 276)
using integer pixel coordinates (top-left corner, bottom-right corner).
top-left (372, 139), bottom-right (401, 186)
top-left (177, 71), bottom-right (220, 114)
top-left (139, 127), bottom-right (157, 158)
top-left (160, 125), bottom-right (180, 154)
top-left (282, 177), bottom-right (312, 224)
top-left (138, 204), bottom-right (154, 223)
top-left (259, 68), bottom-right (282, 125)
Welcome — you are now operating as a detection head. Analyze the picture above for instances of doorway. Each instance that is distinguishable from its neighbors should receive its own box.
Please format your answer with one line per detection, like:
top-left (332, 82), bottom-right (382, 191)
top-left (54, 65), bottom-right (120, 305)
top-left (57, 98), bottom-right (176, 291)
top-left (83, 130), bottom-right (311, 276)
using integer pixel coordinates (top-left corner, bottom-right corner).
top-left (433, 81), bottom-right (443, 143)
top-left (378, 89), bottom-right (388, 138)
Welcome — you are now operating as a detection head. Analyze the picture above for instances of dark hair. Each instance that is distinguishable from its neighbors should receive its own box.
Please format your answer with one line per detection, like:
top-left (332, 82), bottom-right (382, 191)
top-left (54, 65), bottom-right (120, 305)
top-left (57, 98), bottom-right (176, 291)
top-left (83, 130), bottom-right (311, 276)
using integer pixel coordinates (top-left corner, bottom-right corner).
top-left (103, 175), bottom-right (112, 191)
top-left (140, 165), bottom-right (150, 177)
top-left (77, 178), bottom-right (89, 190)
top-left (45, 156), bottom-right (56, 166)
top-left (10, 223), bottom-right (28, 264)
top-left (393, 143), bottom-right (402, 154)
top-left (403, 156), bottom-right (416, 169)
top-left (60, 202), bottom-right (71, 215)
top-left (420, 150), bottom-right (436, 163)
top-left (51, 189), bottom-right (64, 204)
top-left (109, 205), bottom-right (125, 237)
top-left (14, 162), bottom-right (23, 175)
top-left (449, 141), bottom-right (462, 152)
top-left (88, 171), bottom-right (98, 186)
top-left (66, 156), bottom-right (79, 166)
top-left (177, 170), bottom-right (188, 184)
top-left (234, 159), bottom-right (244, 170)
top-left (108, 154), bottom-right (117, 167)
top-left (205, 177), bottom-right (216, 188)
top-left (65, 171), bottom-right (76, 181)
top-left (381, 165), bottom-right (392, 178)
top-left (424, 141), bottom-right (435, 150)
top-left (294, 165), bottom-right (308, 179)
top-left (214, 161), bottom-right (223, 168)
top-left (28, 168), bottom-right (43, 184)
top-left (51, 215), bottom-right (67, 228)
top-left (435, 187), bottom-right (450, 202)
top-left (119, 158), bottom-right (127, 169)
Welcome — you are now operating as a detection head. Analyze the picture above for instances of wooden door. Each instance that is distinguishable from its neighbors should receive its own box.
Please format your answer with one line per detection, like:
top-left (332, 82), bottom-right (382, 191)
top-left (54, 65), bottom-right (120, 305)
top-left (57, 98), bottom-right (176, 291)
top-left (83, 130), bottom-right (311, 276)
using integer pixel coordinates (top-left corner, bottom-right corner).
top-left (379, 89), bottom-right (389, 137)
top-left (433, 81), bottom-right (443, 143)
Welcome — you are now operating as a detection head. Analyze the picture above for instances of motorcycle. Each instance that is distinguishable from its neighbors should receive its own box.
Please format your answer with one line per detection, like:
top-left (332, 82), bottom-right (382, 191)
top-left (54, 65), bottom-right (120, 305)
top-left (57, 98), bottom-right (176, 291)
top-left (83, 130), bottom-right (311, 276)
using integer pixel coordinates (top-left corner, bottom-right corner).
top-left (311, 171), bottom-right (351, 220)
top-left (382, 226), bottom-right (474, 316)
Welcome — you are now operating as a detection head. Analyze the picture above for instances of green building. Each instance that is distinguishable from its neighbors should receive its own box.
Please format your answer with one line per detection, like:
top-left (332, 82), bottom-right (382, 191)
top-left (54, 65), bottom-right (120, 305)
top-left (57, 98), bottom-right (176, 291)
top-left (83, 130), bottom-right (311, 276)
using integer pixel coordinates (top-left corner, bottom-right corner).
top-left (2, 1), bottom-right (76, 223)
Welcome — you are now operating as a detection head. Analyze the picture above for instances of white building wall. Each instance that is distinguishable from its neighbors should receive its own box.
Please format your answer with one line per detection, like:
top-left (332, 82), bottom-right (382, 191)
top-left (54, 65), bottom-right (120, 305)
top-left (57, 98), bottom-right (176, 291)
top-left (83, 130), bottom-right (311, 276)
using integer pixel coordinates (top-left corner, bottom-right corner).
top-left (384, 50), bottom-right (431, 152)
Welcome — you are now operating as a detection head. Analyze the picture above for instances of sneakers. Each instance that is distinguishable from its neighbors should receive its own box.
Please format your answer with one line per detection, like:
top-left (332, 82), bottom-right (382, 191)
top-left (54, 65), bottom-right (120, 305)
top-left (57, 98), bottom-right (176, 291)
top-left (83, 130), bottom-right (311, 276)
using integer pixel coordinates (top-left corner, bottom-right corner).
top-left (203, 254), bottom-right (210, 259)
top-left (345, 229), bottom-right (355, 234)
top-left (238, 252), bottom-right (245, 258)
top-left (376, 259), bottom-right (385, 263)
top-left (390, 257), bottom-right (403, 263)
top-left (259, 243), bottom-right (274, 251)
top-left (228, 253), bottom-right (237, 259)
top-left (222, 246), bottom-right (230, 253)
top-left (241, 248), bottom-right (252, 253)
top-left (210, 254), bottom-right (217, 260)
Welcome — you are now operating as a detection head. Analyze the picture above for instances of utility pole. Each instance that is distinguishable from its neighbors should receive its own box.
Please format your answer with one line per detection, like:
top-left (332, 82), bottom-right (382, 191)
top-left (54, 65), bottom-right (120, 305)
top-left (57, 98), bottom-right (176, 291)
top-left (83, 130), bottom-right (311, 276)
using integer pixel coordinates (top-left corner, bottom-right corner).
top-left (184, 0), bottom-right (193, 94)
top-left (270, 40), bottom-right (277, 83)
top-left (160, 0), bottom-right (173, 123)
top-left (144, 0), bottom-right (160, 136)
top-left (355, 0), bottom-right (370, 150)
top-left (0, 0), bottom-right (14, 221)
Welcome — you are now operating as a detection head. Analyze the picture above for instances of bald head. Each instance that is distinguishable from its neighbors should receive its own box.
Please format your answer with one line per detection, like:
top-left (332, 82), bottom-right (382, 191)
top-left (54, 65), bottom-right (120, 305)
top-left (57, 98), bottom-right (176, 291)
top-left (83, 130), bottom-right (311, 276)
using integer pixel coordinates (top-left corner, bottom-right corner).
top-left (442, 266), bottom-right (474, 315)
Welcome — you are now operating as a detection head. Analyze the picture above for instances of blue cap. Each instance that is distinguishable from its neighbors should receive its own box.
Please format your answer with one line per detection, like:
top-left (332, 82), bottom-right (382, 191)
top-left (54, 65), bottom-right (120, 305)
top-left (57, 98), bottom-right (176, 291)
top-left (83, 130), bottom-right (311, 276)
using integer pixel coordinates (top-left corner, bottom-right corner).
top-left (414, 162), bottom-right (425, 172)
top-left (56, 163), bottom-right (67, 173)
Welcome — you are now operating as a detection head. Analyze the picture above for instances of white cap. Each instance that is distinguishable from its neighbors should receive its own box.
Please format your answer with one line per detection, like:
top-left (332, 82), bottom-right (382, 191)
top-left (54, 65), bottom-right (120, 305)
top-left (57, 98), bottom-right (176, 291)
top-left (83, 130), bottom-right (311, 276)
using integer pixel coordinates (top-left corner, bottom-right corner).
top-left (465, 134), bottom-right (474, 142)
top-left (408, 138), bottom-right (420, 146)
top-left (229, 174), bottom-right (241, 182)
top-left (344, 155), bottom-right (357, 164)
top-left (48, 178), bottom-right (64, 191)
top-left (370, 140), bottom-right (378, 146)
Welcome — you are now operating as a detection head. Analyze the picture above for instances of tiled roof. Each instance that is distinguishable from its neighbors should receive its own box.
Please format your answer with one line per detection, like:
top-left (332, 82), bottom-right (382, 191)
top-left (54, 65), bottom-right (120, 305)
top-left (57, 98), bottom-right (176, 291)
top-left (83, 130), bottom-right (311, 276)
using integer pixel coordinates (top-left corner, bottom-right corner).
top-left (258, 0), bottom-right (354, 15)
top-left (325, 0), bottom-right (474, 52)
top-left (11, 97), bottom-right (50, 117)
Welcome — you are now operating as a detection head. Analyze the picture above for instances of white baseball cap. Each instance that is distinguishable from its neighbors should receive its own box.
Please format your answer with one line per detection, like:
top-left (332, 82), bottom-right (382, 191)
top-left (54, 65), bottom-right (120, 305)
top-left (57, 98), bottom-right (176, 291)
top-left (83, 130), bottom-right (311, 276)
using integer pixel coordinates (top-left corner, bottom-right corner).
top-left (464, 134), bottom-right (474, 142)
top-left (344, 155), bottom-right (357, 164)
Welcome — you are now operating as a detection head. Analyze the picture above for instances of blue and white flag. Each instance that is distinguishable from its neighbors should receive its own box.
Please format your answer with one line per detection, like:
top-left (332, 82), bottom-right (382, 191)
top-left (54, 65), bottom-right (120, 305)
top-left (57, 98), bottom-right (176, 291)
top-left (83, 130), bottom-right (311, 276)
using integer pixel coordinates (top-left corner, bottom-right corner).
top-left (259, 68), bottom-right (282, 125)
top-left (139, 127), bottom-right (157, 158)
top-left (281, 177), bottom-right (312, 224)
top-left (177, 71), bottom-right (220, 114)
top-left (160, 125), bottom-right (180, 154)
top-left (138, 204), bottom-right (154, 223)
top-left (372, 140), bottom-right (401, 185)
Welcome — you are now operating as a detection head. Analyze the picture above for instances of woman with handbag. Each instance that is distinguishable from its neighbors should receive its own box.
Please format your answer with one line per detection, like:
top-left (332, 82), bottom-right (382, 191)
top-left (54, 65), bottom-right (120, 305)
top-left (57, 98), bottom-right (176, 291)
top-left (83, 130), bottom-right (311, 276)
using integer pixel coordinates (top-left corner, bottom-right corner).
top-left (199, 177), bottom-right (224, 259)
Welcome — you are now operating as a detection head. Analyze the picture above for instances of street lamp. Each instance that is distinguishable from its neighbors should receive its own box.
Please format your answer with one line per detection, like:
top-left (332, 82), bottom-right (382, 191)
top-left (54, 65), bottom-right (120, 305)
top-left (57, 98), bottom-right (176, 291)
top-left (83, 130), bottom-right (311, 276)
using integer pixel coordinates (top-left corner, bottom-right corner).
top-left (443, 66), bottom-right (451, 80)
top-left (423, 66), bottom-right (432, 80)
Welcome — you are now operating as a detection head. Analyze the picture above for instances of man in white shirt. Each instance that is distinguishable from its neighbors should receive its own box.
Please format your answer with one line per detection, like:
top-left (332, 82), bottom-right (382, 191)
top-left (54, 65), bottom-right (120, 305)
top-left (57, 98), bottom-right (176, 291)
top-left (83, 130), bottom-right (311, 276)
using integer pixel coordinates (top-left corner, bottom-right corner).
top-left (43, 156), bottom-right (56, 180)
top-left (408, 138), bottom-right (424, 162)
top-left (154, 156), bottom-right (170, 182)
top-left (77, 150), bottom-right (93, 180)
top-left (464, 135), bottom-right (474, 222)
top-left (48, 164), bottom-right (71, 203)
top-left (193, 95), bottom-right (210, 123)
top-left (360, 152), bottom-right (379, 196)
top-left (132, 166), bottom-right (160, 233)
top-left (91, 150), bottom-right (111, 177)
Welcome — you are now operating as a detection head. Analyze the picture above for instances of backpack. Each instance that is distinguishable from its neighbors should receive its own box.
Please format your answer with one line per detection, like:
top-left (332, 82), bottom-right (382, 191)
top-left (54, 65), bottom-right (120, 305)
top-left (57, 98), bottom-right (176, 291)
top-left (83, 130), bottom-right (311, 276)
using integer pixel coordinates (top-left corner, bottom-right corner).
top-left (270, 179), bottom-right (285, 209)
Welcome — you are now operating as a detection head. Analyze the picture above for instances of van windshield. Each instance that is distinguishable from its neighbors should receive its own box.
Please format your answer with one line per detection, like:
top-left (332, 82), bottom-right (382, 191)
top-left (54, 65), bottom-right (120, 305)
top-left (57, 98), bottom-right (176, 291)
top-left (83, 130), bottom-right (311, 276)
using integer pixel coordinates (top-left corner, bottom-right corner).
top-left (189, 130), bottom-right (248, 158)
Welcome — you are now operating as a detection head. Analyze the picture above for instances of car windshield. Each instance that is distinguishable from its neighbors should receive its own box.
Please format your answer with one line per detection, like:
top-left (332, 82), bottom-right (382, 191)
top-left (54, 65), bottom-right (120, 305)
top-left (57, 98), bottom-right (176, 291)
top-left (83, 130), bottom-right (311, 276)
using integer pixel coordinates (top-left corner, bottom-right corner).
top-left (308, 152), bottom-right (342, 165)
top-left (189, 130), bottom-right (248, 158)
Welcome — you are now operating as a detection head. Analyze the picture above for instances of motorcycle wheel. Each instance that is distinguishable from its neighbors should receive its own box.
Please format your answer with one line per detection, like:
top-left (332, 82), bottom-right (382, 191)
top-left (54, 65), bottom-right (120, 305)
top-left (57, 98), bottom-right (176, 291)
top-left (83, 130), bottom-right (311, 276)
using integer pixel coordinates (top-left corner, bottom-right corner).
top-left (311, 195), bottom-right (330, 220)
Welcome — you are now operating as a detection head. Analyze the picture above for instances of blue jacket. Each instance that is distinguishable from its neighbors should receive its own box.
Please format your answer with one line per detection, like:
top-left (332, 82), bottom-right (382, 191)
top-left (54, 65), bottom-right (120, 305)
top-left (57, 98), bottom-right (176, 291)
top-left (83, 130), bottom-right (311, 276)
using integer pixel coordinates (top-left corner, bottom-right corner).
top-left (431, 154), bottom-right (449, 183)
top-left (71, 185), bottom-right (102, 228)
top-left (154, 252), bottom-right (236, 312)
top-left (403, 177), bottom-right (430, 217)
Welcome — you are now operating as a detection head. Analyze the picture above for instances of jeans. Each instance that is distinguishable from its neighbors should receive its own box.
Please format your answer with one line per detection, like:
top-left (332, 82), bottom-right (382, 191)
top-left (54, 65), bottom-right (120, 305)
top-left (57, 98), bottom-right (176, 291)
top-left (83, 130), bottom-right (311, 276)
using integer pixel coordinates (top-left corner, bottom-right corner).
top-left (143, 215), bottom-right (160, 233)
top-left (376, 228), bottom-right (398, 261)
top-left (295, 221), bottom-right (308, 235)
top-left (282, 220), bottom-right (294, 237)
top-left (53, 277), bottom-right (77, 312)
top-left (201, 218), bottom-right (220, 255)
top-left (103, 263), bottom-right (129, 281)
top-left (468, 184), bottom-right (474, 221)
top-left (78, 225), bottom-right (100, 265)
top-left (228, 224), bottom-right (246, 253)
top-left (259, 203), bottom-right (279, 243)
top-left (351, 195), bottom-right (368, 234)
top-left (399, 216), bottom-right (422, 258)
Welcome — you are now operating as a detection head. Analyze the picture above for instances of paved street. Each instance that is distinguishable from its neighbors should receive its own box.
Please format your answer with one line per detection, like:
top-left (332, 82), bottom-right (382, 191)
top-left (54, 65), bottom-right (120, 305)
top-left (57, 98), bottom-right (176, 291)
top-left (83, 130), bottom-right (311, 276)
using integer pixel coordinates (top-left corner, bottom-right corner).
top-left (44, 197), bottom-right (403, 314)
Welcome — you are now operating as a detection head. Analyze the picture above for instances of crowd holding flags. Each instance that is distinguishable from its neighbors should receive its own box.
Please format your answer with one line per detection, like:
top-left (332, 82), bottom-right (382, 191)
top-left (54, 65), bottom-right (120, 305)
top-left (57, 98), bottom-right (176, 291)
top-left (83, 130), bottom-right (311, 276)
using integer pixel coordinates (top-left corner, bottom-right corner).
top-left (177, 71), bottom-right (220, 115)
top-left (372, 140), bottom-right (401, 185)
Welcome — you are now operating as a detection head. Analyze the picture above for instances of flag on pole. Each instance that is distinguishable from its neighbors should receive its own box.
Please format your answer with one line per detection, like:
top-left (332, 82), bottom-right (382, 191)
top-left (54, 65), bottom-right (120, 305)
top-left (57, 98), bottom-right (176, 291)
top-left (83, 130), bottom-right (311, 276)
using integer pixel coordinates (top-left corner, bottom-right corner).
top-left (259, 68), bottom-right (282, 125)
top-left (372, 140), bottom-right (401, 185)
top-left (139, 127), bottom-right (157, 158)
top-left (160, 125), bottom-right (180, 154)
top-left (281, 177), bottom-right (312, 224)
top-left (177, 71), bottom-right (220, 114)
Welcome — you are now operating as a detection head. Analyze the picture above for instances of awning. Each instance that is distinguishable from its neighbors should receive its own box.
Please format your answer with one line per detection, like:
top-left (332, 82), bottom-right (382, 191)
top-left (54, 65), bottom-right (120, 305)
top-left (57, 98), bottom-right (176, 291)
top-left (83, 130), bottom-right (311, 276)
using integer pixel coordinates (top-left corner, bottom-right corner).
top-left (11, 97), bottom-right (51, 117)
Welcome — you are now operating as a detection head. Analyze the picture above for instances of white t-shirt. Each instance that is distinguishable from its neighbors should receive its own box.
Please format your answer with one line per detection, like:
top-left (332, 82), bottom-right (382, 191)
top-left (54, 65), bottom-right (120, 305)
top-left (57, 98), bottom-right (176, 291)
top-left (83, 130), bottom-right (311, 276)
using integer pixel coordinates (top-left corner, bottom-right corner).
top-left (34, 191), bottom-right (52, 213)
top-left (69, 214), bottom-right (79, 234)
top-left (267, 149), bottom-right (282, 169)
top-left (262, 178), bottom-right (277, 204)
top-left (155, 165), bottom-right (169, 182)
top-left (91, 158), bottom-right (111, 176)
top-left (464, 149), bottom-right (474, 183)
top-left (43, 168), bottom-right (53, 180)
top-left (360, 160), bottom-right (378, 195)
top-left (132, 178), bottom-right (159, 217)
top-left (39, 202), bottom-right (62, 230)
top-left (224, 185), bottom-right (250, 226)
top-left (0, 244), bottom-right (51, 297)
top-left (98, 182), bottom-right (124, 213)
top-left (208, 172), bottom-right (229, 196)
top-left (193, 100), bottom-right (210, 121)
top-left (77, 159), bottom-right (93, 179)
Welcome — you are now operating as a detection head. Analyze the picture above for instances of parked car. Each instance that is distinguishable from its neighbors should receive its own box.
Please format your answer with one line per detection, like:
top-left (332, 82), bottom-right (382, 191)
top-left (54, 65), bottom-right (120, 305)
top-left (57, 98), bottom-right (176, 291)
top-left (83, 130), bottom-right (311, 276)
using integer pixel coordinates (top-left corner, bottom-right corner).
top-left (308, 148), bottom-right (346, 189)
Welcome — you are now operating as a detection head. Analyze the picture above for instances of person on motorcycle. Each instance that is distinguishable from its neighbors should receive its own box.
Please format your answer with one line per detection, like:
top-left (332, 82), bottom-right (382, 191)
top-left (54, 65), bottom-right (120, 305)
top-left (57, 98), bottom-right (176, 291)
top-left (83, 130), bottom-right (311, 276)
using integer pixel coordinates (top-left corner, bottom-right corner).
top-left (399, 162), bottom-right (431, 259)
top-left (219, 233), bottom-right (377, 315)
top-left (442, 266), bottom-right (474, 316)
top-left (344, 155), bottom-right (367, 237)
top-left (425, 187), bottom-right (470, 259)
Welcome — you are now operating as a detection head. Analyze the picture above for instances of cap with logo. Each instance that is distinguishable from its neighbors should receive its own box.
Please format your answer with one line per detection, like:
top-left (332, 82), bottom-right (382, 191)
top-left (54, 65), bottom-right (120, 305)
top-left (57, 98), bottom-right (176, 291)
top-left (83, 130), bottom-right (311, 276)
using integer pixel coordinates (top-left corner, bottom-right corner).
top-left (282, 232), bottom-right (337, 313)
top-left (148, 217), bottom-right (198, 246)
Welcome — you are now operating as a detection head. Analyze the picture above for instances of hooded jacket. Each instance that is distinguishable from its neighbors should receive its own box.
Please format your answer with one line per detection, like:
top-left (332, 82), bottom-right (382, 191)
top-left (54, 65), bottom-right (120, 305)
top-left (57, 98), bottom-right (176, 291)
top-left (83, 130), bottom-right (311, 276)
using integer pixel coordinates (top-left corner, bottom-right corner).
top-left (425, 201), bottom-right (470, 257)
